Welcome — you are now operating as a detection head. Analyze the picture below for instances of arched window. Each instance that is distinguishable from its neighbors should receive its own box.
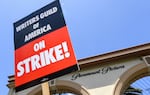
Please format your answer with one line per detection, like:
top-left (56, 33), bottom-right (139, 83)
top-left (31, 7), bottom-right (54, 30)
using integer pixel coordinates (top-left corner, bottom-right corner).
top-left (28, 80), bottom-right (90, 95)
top-left (114, 63), bottom-right (150, 95)
top-left (124, 76), bottom-right (150, 95)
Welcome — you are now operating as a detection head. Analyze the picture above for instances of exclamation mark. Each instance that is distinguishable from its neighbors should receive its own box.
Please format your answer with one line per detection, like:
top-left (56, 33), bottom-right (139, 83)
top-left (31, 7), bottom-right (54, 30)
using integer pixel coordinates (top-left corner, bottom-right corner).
top-left (62, 41), bottom-right (70, 58)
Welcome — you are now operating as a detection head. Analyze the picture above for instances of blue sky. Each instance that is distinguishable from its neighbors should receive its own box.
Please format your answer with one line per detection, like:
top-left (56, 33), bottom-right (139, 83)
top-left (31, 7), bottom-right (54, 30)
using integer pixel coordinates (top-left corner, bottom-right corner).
top-left (0, 0), bottom-right (150, 95)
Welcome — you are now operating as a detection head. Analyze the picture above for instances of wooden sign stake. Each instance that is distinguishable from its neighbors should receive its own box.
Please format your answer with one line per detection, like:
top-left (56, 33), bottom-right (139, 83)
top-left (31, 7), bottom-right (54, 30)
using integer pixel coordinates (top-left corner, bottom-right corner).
top-left (41, 82), bottom-right (50, 95)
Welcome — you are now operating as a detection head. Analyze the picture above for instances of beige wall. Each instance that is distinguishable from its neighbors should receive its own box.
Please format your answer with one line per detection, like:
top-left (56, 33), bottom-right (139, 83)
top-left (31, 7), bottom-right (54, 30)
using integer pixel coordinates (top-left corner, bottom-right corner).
top-left (7, 43), bottom-right (150, 95)
top-left (60, 58), bottom-right (143, 95)
top-left (8, 57), bottom-right (149, 95)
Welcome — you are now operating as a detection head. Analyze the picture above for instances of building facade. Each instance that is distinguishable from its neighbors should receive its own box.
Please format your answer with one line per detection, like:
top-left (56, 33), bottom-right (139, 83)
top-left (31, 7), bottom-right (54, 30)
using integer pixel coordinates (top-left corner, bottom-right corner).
top-left (7, 43), bottom-right (150, 95)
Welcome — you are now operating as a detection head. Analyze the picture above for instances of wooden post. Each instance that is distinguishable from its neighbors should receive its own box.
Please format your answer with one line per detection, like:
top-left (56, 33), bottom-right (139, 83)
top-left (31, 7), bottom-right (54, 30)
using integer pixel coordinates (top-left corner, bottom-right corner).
top-left (41, 82), bottom-right (50, 95)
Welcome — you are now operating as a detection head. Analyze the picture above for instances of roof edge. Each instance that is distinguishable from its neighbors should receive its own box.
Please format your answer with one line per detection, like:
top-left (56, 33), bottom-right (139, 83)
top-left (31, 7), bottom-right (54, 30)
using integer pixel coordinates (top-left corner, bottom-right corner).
top-left (78, 43), bottom-right (150, 67)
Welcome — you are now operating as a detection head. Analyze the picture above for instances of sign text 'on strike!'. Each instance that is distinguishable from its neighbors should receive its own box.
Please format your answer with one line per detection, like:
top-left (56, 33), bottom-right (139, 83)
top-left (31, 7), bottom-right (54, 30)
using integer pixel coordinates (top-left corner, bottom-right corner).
top-left (17, 41), bottom-right (70, 77)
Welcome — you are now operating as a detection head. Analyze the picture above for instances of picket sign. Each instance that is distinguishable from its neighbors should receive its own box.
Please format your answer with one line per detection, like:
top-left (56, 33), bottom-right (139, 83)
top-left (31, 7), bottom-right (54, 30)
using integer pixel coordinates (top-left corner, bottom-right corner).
top-left (14, 0), bottom-right (78, 92)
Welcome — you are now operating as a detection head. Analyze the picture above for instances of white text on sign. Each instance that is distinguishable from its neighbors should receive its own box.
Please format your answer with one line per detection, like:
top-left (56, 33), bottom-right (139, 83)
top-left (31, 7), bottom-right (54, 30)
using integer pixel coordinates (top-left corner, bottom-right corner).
top-left (17, 41), bottom-right (70, 77)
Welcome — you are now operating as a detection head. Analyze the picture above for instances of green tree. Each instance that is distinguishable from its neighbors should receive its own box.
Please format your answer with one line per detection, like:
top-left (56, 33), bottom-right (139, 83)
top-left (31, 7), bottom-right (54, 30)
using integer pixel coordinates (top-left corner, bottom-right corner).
top-left (124, 86), bottom-right (142, 95)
